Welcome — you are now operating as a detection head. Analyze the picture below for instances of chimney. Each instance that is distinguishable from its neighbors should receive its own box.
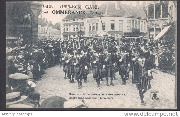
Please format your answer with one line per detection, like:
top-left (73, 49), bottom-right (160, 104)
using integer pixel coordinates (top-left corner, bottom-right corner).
top-left (136, 1), bottom-right (139, 7)
top-left (92, 1), bottom-right (96, 6)
top-left (78, 1), bottom-right (81, 6)
top-left (105, 3), bottom-right (108, 16)
top-left (116, 1), bottom-right (121, 10)
top-left (130, 2), bottom-right (132, 6)
top-left (143, 1), bottom-right (147, 6)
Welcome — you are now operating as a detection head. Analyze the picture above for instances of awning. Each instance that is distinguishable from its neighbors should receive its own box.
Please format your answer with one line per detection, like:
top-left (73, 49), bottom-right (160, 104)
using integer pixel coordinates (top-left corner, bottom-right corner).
top-left (6, 36), bottom-right (18, 40)
top-left (154, 25), bottom-right (171, 40)
top-left (97, 31), bottom-right (108, 37)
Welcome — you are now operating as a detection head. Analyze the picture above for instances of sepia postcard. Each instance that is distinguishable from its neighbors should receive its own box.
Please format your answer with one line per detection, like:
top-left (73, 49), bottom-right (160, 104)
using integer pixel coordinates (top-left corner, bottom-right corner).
top-left (6, 1), bottom-right (177, 109)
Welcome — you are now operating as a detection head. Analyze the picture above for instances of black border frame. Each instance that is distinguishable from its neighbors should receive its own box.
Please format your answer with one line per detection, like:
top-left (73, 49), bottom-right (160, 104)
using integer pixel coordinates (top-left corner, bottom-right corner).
top-left (0, 0), bottom-right (179, 111)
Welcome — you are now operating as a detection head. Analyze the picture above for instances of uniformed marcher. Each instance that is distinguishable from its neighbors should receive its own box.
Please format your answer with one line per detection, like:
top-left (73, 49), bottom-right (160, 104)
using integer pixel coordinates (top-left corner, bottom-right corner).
top-left (105, 53), bottom-right (114, 86)
top-left (118, 57), bottom-right (127, 85)
top-left (136, 50), bottom-right (150, 104)
top-left (91, 54), bottom-right (101, 87)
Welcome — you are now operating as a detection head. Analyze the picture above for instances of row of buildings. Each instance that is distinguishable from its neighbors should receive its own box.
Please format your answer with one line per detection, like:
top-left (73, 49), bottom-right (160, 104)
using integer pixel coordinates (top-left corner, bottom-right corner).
top-left (38, 18), bottom-right (61, 40)
top-left (6, 1), bottom-right (61, 47)
top-left (62, 1), bottom-right (177, 41)
top-left (6, 1), bottom-right (176, 46)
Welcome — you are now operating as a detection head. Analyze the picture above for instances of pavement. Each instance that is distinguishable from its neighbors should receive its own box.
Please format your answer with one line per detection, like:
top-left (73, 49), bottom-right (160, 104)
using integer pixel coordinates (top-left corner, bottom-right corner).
top-left (35, 65), bottom-right (176, 109)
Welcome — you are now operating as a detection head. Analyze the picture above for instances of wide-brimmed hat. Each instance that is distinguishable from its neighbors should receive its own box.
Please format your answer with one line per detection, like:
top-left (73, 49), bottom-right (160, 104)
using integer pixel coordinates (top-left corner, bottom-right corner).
top-left (6, 92), bottom-right (27, 106)
top-left (39, 96), bottom-right (67, 108)
top-left (7, 104), bottom-right (34, 108)
top-left (7, 56), bottom-right (14, 61)
top-left (9, 73), bottom-right (30, 80)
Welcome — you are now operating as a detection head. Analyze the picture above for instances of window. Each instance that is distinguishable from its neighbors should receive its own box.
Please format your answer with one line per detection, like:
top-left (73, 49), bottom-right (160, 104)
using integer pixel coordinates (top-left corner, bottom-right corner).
top-left (155, 3), bottom-right (161, 19)
top-left (92, 23), bottom-right (95, 31)
top-left (38, 27), bottom-right (40, 33)
top-left (102, 22), bottom-right (105, 30)
top-left (73, 25), bottom-right (76, 32)
top-left (89, 24), bottom-right (91, 31)
top-left (135, 20), bottom-right (137, 28)
top-left (140, 21), bottom-right (143, 31)
top-left (66, 25), bottom-right (68, 32)
top-left (96, 23), bottom-right (98, 31)
top-left (127, 20), bottom-right (131, 30)
top-left (162, 3), bottom-right (168, 18)
top-left (119, 20), bottom-right (123, 31)
top-left (76, 26), bottom-right (79, 32)
top-left (137, 21), bottom-right (140, 29)
top-left (148, 4), bottom-right (154, 19)
top-left (40, 27), bottom-right (42, 33)
top-left (111, 20), bottom-right (115, 30)
top-left (79, 24), bottom-right (82, 30)
top-left (132, 20), bottom-right (134, 28)
top-left (144, 21), bottom-right (146, 31)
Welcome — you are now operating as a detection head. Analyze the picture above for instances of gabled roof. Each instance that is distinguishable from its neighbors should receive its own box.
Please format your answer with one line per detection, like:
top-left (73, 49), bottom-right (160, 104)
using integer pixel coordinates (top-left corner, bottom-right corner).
top-left (101, 2), bottom-right (146, 19)
top-left (63, 12), bottom-right (86, 21)
top-left (63, 2), bottom-right (146, 21)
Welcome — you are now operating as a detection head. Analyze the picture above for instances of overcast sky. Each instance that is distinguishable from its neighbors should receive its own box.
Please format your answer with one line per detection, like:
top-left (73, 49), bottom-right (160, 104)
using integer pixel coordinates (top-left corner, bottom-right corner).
top-left (40, 1), bottom-right (144, 24)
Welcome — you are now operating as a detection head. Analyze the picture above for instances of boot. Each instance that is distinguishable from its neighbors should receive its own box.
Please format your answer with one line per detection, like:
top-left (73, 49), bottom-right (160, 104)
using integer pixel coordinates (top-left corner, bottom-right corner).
top-left (71, 79), bottom-right (75, 83)
top-left (110, 82), bottom-right (114, 86)
top-left (100, 78), bottom-right (103, 81)
top-left (122, 79), bottom-right (126, 85)
top-left (80, 82), bottom-right (82, 87)
top-left (64, 73), bottom-right (67, 79)
top-left (110, 77), bottom-right (114, 86)
top-left (141, 100), bottom-right (145, 105)
top-left (106, 77), bottom-right (109, 86)
top-left (84, 79), bottom-right (87, 83)
top-left (78, 82), bottom-right (81, 89)
top-left (97, 80), bottom-right (100, 87)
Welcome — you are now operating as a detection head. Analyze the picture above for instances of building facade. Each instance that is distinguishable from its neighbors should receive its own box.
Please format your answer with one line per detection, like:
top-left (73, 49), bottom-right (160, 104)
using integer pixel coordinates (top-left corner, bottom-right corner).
top-left (84, 16), bottom-right (147, 38)
top-left (38, 25), bottom-right (61, 40)
top-left (147, 1), bottom-right (174, 39)
top-left (62, 17), bottom-right (85, 40)
top-left (6, 1), bottom-right (42, 46)
top-left (62, 2), bottom-right (147, 40)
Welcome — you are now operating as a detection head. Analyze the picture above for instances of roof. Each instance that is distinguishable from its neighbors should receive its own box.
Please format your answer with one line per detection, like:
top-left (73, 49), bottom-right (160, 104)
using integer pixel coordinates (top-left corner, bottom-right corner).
top-left (99, 2), bottom-right (146, 19)
top-left (6, 36), bottom-right (18, 40)
top-left (63, 2), bottom-right (146, 21)
top-left (63, 11), bottom-right (86, 21)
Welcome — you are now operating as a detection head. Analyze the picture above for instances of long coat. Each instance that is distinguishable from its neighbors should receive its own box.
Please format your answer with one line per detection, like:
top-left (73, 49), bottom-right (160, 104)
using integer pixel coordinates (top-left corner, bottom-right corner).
top-left (106, 55), bottom-right (114, 77)
top-left (92, 61), bottom-right (99, 78)
top-left (136, 58), bottom-right (149, 93)
top-left (132, 58), bottom-right (139, 84)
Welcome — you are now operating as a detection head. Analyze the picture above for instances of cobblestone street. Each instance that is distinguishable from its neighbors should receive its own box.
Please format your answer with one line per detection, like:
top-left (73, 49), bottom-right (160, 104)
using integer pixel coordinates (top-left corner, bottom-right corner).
top-left (35, 65), bottom-right (176, 108)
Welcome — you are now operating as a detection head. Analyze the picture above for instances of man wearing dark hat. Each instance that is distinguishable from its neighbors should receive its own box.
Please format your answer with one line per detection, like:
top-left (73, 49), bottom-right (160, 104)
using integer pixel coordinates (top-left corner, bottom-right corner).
top-left (105, 53), bottom-right (114, 86)
top-left (91, 52), bottom-right (101, 87)
top-left (80, 51), bottom-right (90, 83)
top-left (136, 49), bottom-right (150, 104)
top-left (68, 55), bottom-right (76, 83)
top-left (131, 51), bottom-right (139, 84)
top-left (118, 56), bottom-right (128, 85)
top-left (54, 43), bottom-right (61, 65)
